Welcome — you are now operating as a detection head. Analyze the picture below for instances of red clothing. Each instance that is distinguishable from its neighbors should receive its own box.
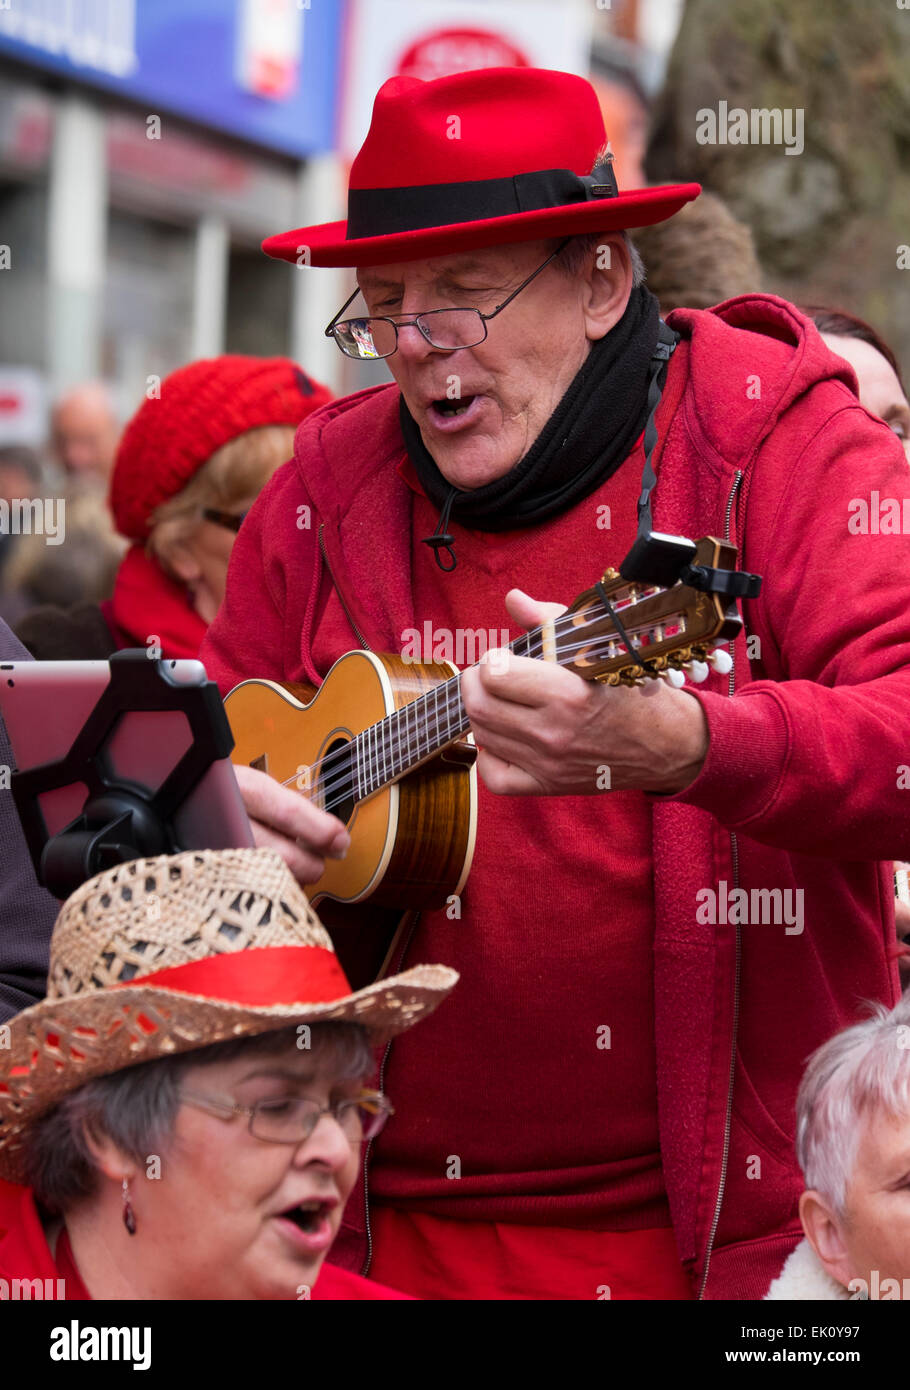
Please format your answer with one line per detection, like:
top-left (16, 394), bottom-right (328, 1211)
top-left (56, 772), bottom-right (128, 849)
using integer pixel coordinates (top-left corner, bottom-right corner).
top-left (106, 543), bottom-right (208, 658)
top-left (202, 294), bottom-right (909, 1299)
top-left (0, 1178), bottom-right (409, 1300)
top-left (360, 447), bottom-right (667, 1229)
top-left (368, 1207), bottom-right (693, 1300)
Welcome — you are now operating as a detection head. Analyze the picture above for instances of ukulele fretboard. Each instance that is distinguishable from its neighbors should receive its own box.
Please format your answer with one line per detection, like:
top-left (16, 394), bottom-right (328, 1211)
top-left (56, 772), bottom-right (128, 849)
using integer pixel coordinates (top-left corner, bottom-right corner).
top-left (348, 588), bottom-right (670, 803)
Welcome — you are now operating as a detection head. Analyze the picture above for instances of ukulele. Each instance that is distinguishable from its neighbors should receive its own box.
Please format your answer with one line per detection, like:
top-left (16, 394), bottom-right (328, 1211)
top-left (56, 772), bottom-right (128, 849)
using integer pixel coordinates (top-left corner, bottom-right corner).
top-left (225, 535), bottom-right (743, 925)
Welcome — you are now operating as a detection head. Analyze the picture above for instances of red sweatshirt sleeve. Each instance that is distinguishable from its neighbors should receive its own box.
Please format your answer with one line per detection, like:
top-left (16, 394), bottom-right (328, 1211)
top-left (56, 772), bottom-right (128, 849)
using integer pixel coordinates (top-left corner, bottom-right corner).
top-left (201, 462), bottom-right (320, 697)
top-left (675, 396), bottom-right (910, 860)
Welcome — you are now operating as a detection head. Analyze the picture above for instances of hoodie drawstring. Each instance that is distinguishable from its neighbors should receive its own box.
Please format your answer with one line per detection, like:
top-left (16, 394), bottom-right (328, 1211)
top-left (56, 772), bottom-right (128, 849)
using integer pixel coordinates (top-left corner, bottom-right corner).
top-left (422, 485), bottom-right (459, 571)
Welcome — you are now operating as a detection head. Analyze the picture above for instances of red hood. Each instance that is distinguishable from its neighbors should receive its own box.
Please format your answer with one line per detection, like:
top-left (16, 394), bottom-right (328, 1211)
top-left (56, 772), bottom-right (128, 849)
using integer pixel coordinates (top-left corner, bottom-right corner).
top-left (667, 293), bottom-right (858, 460)
top-left (283, 293), bottom-right (862, 679)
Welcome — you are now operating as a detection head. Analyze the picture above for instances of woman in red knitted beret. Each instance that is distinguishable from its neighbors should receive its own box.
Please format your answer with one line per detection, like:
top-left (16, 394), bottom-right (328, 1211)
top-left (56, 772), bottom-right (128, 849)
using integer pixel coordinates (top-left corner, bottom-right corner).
top-left (16, 357), bottom-right (331, 660)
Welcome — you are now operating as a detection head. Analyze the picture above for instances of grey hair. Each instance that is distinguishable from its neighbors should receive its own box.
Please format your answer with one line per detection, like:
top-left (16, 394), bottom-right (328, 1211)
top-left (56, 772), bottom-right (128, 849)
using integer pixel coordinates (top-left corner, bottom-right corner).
top-left (24, 1020), bottom-right (375, 1215)
top-left (548, 147), bottom-right (647, 288)
top-left (795, 993), bottom-right (910, 1217)
top-left (551, 230), bottom-right (646, 288)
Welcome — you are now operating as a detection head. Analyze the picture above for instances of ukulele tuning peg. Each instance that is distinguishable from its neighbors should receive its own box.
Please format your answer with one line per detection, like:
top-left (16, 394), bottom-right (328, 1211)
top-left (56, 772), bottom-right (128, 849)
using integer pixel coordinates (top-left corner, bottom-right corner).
top-left (707, 648), bottom-right (733, 675)
top-left (661, 667), bottom-right (687, 689)
top-left (687, 660), bottom-right (710, 684)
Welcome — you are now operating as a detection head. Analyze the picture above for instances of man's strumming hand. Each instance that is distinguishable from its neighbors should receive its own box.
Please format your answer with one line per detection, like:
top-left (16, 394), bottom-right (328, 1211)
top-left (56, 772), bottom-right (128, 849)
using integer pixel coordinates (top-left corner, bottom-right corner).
top-left (459, 588), bottom-right (710, 798)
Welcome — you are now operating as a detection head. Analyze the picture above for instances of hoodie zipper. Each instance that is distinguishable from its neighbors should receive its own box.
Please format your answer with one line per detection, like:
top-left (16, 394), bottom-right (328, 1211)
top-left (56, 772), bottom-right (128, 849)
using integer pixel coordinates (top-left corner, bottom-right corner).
top-left (697, 469), bottom-right (744, 1301)
top-left (360, 910), bottom-right (420, 1277)
top-left (317, 522), bottom-right (387, 1272)
top-left (318, 524), bottom-right (372, 653)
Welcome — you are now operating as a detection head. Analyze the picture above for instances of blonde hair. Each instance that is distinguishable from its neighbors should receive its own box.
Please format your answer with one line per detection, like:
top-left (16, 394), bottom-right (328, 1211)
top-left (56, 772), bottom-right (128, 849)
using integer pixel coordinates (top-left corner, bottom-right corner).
top-left (148, 424), bottom-right (295, 576)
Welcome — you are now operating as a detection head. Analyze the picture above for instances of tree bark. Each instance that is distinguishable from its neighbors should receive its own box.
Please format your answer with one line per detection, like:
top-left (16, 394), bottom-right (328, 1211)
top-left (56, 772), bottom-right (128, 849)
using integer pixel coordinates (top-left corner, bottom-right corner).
top-left (645, 0), bottom-right (910, 367)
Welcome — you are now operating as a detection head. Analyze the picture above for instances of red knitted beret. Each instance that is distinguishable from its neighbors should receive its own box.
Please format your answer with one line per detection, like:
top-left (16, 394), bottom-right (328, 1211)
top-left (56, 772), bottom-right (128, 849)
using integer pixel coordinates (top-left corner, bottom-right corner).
top-left (110, 355), bottom-right (332, 540)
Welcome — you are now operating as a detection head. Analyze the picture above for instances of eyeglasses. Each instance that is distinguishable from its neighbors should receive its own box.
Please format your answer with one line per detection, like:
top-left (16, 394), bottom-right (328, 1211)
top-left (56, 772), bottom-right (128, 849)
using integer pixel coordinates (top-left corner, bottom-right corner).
top-left (202, 508), bottom-right (248, 533)
top-left (324, 237), bottom-right (572, 360)
top-left (178, 1087), bottom-right (394, 1145)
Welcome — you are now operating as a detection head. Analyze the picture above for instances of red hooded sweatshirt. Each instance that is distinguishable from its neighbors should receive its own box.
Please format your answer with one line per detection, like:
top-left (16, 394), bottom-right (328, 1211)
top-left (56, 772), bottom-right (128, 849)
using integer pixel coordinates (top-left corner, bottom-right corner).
top-left (201, 295), bottom-right (910, 1299)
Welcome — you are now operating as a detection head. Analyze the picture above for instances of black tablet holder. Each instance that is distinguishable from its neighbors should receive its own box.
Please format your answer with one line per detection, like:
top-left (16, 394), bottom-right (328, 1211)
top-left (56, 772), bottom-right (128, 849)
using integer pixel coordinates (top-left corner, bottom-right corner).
top-left (11, 651), bottom-right (235, 900)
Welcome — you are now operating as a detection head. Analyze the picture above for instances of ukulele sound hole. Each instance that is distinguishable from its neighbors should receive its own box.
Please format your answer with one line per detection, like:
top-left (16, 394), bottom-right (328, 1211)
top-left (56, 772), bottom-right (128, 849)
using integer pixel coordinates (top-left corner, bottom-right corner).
top-left (319, 737), bottom-right (356, 826)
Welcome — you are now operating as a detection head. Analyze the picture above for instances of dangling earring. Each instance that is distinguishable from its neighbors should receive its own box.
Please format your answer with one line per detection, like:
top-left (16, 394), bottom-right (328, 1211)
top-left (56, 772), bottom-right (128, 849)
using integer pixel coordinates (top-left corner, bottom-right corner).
top-left (122, 1177), bottom-right (137, 1235)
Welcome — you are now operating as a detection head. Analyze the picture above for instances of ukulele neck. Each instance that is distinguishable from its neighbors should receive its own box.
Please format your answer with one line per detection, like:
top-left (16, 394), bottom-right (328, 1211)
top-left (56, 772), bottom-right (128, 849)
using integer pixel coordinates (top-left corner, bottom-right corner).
top-left (353, 626), bottom-right (568, 801)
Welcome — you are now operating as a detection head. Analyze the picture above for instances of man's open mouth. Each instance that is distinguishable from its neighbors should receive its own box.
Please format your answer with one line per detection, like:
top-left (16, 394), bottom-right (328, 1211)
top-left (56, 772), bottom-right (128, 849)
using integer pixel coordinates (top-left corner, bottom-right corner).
top-left (433, 394), bottom-right (476, 418)
top-left (426, 394), bottom-right (484, 431)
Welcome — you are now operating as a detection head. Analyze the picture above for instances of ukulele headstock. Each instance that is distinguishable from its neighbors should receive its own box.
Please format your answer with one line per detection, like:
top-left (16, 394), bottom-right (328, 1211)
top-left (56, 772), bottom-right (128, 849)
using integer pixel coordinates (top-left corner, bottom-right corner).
top-left (559, 536), bottom-right (744, 686)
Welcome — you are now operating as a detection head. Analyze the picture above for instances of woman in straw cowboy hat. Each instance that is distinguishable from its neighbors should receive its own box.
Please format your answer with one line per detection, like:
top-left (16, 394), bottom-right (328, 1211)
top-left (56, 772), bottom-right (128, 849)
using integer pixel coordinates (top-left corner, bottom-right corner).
top-left (0, 847), bottom-right (456, 1300)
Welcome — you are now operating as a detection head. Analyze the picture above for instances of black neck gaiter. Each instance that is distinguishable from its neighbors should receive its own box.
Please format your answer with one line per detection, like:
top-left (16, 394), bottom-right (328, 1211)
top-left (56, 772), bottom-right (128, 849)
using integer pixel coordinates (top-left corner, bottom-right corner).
top-left (399, 284), bottom-right (662, 570)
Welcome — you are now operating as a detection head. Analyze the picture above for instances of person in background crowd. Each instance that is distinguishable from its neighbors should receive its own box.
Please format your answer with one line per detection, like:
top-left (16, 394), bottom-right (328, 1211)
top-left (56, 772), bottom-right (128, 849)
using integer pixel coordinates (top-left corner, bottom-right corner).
top-left (631, 191), bottom-right (763, 313)
top-left (0, 617), bottom-right (60, 1022)
top-left (16, 357), bottom-right (331, 660)
top-left (766, 991), bottom-right (910, 1300)
top-left (3, 481), bottom-right (125, 631)
top-left (49, 383), bottom-right (120, 485)
top-left (0, 847), bottom-right (457, 1299)
top-left (0, 445), bottom-right (45, 595)
top-left (804, 306), bottom-right (910, 980)
top-left (804, 306), bottom-right (910, 461)
top-left (588, 39), bottom-right (651, 188)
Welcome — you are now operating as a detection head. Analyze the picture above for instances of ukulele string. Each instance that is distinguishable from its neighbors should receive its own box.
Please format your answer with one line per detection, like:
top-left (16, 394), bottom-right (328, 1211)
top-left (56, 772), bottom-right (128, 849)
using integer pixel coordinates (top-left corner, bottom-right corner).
top-left (288, 599), bottom-right (684, 807)
top-left (295, 615), bottom-right (686, 810)
top-left (279, 613), bottom-right (668, 798)
top-left (287, 610), bottom-right (689, 813)
top-left (299, 592), bottom-right (671, 792)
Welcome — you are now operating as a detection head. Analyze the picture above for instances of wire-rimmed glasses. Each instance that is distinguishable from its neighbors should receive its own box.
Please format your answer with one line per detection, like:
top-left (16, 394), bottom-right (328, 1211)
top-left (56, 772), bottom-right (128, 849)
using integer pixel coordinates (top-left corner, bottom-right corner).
top-left (324, 237), bottom-right (571, 360)
top-left (178, 1087), bottom-right (394, 1144)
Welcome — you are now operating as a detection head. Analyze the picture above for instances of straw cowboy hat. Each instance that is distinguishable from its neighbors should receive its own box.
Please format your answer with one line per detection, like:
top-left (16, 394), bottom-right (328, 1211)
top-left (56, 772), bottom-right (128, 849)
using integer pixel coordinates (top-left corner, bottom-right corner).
top-left (262, 66), bottom-right (700, 269)
top-left (0, 847), bottom-right (457, 1183)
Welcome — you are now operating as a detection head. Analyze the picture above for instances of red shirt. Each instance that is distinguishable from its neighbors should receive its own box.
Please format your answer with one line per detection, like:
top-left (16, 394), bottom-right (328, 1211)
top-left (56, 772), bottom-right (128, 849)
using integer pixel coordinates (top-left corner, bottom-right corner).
top-left (357, 451), bottom-right (670, 1230)
top-left (368, 1206), bottom-right (693, 1300)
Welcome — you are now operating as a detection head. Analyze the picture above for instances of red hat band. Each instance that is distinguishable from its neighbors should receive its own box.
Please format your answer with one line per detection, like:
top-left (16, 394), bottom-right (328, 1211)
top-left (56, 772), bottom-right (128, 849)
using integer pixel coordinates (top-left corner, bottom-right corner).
top-left (112, 944), bottom-right (352, 1008)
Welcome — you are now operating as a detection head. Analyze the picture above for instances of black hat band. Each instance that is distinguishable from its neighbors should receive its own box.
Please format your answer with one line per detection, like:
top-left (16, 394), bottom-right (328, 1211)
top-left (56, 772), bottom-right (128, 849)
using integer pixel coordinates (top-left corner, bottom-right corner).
top-left (345, 162), bottom-right (618, 241)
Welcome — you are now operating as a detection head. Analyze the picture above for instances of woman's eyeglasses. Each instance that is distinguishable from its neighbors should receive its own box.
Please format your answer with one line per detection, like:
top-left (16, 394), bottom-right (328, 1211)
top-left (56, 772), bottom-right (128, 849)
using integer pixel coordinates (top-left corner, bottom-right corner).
top-left (178, 1087), bottom-right (395, 1144)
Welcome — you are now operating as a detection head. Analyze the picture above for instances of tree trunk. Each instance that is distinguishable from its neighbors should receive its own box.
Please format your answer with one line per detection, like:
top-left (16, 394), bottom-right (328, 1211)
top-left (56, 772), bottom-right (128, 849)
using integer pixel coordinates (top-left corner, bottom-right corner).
top-left (645, 0), bottom-right (910, 366)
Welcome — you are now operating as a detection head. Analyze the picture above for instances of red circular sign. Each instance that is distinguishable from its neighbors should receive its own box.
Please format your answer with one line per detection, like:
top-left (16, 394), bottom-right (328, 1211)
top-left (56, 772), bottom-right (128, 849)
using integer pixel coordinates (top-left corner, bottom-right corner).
top-left (396, 27), bottom-right (530, 82)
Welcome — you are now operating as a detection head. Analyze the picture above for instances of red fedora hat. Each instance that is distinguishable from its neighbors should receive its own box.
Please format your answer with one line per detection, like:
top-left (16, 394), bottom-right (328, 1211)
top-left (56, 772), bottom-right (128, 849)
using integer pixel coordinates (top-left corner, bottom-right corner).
top-left (262, 67), bottom-right (700, 269)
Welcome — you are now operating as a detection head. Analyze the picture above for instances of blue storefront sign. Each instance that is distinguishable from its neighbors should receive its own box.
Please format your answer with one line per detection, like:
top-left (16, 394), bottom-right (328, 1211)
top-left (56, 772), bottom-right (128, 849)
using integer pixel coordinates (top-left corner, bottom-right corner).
top-left (0, 0), bottom-right (343, 157)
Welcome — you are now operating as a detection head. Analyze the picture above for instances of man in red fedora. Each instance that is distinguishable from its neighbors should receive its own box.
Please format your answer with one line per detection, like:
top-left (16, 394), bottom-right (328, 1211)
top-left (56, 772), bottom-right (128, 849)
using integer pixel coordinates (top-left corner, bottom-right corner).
top-left (202, 67), bottom-right (910, 1300)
